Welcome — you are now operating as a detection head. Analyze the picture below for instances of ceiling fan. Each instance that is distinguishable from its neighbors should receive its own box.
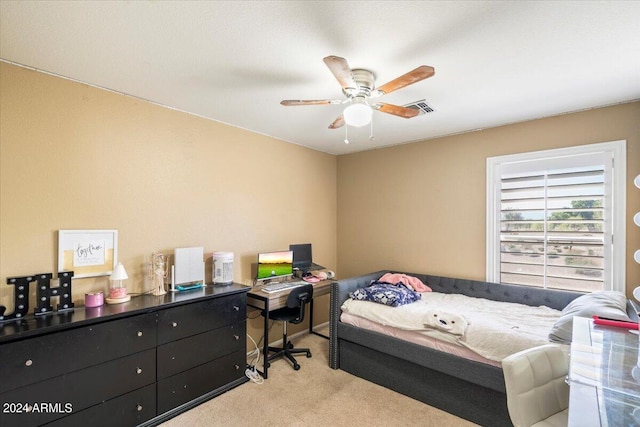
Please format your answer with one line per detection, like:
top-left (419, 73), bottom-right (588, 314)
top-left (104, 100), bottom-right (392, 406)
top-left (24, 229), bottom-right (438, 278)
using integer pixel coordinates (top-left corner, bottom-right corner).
top-left (281, 55), bottom-right (435, 130)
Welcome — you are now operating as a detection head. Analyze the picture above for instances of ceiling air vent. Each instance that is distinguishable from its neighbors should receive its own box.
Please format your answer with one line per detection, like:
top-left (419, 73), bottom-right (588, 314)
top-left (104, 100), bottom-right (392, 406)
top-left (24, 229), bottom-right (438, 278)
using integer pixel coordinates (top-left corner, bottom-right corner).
top-left (403, 99), bottom-right (435, 116)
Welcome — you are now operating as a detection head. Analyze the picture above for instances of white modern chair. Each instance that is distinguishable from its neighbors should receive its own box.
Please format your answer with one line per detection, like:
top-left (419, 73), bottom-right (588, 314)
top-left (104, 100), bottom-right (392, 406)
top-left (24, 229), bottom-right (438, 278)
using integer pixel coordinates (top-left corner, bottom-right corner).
top-left (502, 344), bottom-right (570, 427)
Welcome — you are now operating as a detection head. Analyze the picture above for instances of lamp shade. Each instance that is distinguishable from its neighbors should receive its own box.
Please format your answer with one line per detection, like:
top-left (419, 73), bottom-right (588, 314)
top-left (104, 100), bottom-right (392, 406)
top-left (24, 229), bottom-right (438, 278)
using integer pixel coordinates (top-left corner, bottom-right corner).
top-left (110, 262), bottom-right (128, 281)
top-left (343, 102), bottom-right (372, 127)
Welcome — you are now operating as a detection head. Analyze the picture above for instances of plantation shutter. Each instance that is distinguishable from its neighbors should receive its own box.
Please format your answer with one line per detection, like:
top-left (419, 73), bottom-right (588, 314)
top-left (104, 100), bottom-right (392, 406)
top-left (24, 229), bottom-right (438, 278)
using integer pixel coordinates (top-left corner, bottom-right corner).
top-left (498, 152), bottom-right (612, 292)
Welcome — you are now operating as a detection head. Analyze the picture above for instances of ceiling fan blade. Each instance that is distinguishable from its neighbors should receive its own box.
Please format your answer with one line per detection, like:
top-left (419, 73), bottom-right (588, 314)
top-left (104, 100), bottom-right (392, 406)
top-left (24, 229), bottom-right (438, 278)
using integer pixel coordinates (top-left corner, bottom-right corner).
top-left (280, 99), bottom-right (342, 106)
top-left (328, 114), bottom-right (345, 129)
top-left (374, 65), bottom-right (435, 96)
top-left (374, 103), bottom-right (420, 118)
top-left (323, 56), bottom-right (358, 92)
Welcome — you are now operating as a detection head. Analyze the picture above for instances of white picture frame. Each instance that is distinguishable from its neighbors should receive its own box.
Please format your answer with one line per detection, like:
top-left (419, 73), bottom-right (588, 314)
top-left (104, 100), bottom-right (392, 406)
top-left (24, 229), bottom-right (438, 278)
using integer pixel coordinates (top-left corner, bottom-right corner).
top-left (58, 230), bottom-right (118, 278)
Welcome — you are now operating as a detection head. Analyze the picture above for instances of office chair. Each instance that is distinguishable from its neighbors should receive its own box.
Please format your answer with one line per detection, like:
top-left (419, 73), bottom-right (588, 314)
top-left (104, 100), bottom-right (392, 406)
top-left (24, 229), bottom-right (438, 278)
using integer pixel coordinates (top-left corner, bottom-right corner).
top-left (501, 344), bottom-right (569, 427)
top-left (263, 284), bottom-right (314, 371)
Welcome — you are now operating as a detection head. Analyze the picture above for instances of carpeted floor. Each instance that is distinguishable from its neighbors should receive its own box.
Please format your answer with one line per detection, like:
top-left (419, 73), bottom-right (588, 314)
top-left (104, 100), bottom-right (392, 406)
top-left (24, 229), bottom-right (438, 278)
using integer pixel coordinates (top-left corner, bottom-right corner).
top-left (160, 327), bottom-right (478, 426)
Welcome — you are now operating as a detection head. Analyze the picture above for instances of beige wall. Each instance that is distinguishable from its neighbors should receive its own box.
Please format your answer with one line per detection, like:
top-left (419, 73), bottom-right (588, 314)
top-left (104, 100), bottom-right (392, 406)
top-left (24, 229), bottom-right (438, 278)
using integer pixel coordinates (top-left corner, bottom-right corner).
top-left (0, 62), bottom-right (337, 343)
top-left (337, 101), bottom-right (640, 296)
top-left (2, 60), bottom-right (639, 349)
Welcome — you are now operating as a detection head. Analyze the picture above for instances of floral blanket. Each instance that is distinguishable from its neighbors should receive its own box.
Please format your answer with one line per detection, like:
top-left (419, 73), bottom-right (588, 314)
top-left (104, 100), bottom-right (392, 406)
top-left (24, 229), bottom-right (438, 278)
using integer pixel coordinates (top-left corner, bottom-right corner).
top-left (349, 280), bottom-right (421, 307)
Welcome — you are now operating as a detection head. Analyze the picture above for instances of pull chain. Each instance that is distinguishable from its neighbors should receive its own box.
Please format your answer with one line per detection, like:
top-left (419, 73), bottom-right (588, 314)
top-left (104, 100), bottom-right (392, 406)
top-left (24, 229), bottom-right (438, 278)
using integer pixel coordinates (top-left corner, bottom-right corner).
top-left (369, 116), bottom-right (374, 141)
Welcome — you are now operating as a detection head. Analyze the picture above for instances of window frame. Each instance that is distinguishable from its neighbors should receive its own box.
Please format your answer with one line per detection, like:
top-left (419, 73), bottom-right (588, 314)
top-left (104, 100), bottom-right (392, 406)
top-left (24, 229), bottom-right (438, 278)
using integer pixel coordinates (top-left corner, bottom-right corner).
top-left (486, 140), bottom-right (626, 293)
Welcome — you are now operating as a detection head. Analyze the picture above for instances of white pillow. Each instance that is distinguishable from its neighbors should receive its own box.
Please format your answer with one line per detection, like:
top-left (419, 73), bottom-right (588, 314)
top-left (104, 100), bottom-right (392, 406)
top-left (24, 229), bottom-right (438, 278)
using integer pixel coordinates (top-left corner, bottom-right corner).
top-left (548, 291), bottom-right (630, 344)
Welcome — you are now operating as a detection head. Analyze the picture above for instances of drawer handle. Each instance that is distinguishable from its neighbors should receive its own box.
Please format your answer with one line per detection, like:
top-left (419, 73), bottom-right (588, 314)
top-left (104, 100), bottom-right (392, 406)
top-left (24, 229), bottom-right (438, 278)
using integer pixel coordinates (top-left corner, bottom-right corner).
top-left (234, 364), bottom-right (240, 370)
top-left (233, 305), bottom-right (239, 311)
top-left (136, 404), bottom-right (143, 412)
top-left (25, 359), bottom-right (33, 367)
top-left (234, 335), bottom-right (239, 340)
top-left (137, 331), bottom-right (143, 337)
top-left (136, 367), bottom-right (143, 375)
top-left (172, 322), bottom-right (178, 328)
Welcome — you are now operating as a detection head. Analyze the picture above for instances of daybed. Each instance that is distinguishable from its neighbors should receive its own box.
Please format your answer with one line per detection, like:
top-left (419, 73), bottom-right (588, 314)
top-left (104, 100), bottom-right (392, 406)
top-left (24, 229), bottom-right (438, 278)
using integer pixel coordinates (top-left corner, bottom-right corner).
top-left (329, 270), bottom-right (614, 426)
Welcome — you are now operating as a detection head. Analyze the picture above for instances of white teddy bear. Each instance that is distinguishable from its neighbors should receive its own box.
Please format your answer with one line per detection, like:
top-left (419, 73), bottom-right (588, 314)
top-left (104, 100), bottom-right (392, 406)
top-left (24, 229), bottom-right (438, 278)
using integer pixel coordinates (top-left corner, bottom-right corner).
top-left (423, 309), bottom-right (469, 336)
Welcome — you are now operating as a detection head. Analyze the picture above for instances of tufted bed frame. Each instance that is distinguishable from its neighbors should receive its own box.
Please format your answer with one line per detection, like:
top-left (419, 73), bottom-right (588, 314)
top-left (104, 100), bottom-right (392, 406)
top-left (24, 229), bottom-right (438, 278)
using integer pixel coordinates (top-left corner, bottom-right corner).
top-left (328, 270), bottom-right (587, 426)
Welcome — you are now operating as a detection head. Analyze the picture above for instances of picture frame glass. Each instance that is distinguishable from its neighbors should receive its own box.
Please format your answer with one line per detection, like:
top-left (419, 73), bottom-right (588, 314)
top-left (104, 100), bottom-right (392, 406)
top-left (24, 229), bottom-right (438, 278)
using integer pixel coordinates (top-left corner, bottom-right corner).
top-left (58, 230), bottom-right (118, 278)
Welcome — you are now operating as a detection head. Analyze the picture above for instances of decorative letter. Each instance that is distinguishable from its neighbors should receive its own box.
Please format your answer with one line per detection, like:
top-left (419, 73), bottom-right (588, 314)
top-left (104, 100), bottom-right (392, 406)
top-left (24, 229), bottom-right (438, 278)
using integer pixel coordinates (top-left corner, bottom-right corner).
top-left (34, 271), bottom-right (74, 315)
top-left (0, 275), bottom-right (33, 321)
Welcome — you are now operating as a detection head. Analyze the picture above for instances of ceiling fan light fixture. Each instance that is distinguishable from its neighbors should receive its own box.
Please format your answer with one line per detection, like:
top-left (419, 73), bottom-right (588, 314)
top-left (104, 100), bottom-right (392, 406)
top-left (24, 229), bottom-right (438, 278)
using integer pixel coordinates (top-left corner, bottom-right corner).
top-left (282, 56), bottom-right (435, 132)
top-left (343, 101), bottom-right (372, 127)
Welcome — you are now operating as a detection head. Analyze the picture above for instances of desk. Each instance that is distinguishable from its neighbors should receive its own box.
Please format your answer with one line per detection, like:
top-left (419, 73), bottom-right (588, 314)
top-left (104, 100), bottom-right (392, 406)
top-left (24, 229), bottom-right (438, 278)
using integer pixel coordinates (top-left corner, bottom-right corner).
top-left (568, 316), bottom-right (640, 426)
top-left (246, 279), bottom-right (332, 379)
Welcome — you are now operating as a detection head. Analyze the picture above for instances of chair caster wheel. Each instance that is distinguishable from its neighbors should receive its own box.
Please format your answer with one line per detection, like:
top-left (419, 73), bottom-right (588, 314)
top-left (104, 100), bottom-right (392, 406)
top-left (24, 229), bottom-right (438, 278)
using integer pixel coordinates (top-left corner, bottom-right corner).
top-left (287, 342), bottom-right (294, 349)
top-left (267, 362), bottom-right (271, 368)
top-left (306, 351), bottom-right (312, 358)
top-left (293, 364), bottom-right (300, 370)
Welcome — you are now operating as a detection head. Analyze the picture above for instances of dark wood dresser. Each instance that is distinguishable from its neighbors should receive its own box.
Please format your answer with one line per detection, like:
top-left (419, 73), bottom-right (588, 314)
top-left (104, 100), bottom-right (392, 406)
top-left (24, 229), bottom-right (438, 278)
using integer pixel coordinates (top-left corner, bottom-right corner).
top-left (0, 284), bottom-right (249, 427)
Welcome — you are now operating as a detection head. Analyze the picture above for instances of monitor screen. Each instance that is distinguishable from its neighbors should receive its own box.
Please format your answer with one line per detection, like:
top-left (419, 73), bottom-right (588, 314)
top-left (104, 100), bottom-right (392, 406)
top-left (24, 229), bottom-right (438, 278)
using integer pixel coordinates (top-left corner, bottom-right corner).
top-left (289, 243), bottom-right (312, 268)
top-left (256, 250), bottom-right (294, 281)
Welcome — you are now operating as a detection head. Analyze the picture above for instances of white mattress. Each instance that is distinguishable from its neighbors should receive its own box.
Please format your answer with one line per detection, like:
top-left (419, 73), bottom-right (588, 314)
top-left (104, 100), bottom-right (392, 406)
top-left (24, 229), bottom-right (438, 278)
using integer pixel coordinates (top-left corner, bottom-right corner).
top-left (340, 312), bottom-right (501, 367)
top-left (340, 291), bottom-right (564, 364)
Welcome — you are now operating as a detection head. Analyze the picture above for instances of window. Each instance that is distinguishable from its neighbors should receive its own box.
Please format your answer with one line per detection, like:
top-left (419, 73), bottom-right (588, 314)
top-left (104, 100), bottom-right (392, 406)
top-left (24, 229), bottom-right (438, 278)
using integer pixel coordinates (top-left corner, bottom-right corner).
top-left (487, 141), bottom-right (626, 293)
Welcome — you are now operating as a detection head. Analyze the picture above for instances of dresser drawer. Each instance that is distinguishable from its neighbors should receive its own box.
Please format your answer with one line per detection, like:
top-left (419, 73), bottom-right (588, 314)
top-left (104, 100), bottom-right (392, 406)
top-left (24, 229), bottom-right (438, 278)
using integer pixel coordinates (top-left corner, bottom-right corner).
top-left (157, 349), bottom-right (246, 414)
top-left (0, 349), bottom-right (156, 427)
top-left (0, 313), bottom-right (157, 394)
top-left (157, 321), bottom-right (245, 379)
top-left (44, 383), bottom-right (156, 427)
top-left (157, 293), bottom-right (246, 344)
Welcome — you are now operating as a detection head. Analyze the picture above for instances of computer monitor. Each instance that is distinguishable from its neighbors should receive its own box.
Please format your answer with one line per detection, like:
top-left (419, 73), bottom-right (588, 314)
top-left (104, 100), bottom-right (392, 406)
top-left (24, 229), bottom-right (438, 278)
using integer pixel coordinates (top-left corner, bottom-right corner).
top-left (290, 243), bottom-right (312, 269)
top-left (256, 250), bottom-right (294, 282)
top-left (289, 243), bottom-right (325, 271)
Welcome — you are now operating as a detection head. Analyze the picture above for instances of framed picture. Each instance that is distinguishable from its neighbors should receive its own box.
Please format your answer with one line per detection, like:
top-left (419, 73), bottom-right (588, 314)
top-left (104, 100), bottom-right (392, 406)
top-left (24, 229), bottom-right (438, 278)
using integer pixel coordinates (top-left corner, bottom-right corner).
top-left (58, 230), bottom-right (118, 278)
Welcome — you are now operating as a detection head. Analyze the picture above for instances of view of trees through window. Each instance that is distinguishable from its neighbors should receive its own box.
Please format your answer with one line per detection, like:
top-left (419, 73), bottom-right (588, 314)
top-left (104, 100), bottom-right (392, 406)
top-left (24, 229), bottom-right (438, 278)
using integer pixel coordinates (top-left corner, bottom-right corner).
top-left (499, 168), bottom-right (605, 292)
top-left (488, 141), bottom-right (625, 294)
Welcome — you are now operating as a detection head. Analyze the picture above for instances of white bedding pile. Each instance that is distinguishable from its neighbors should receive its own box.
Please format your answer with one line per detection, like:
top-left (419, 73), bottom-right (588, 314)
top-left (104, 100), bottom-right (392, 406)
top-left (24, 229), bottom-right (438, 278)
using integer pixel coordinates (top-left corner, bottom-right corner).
top-left (341, 292), bottom-right (563, 362)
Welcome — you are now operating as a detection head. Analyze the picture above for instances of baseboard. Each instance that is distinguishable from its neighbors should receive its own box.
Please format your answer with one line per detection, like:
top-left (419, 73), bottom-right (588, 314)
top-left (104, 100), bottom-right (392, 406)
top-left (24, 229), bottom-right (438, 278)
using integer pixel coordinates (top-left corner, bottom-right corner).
top-left (315, 320), bottom-right (329, 330)
top-left (267, 321), bottom-right (329, 347)
top-left (246, 321), bottom-right (330, 356)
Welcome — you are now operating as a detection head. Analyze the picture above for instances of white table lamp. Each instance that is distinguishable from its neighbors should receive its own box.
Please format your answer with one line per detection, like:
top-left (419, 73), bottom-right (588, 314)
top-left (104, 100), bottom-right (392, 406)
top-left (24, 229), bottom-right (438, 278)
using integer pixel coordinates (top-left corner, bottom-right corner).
top-left (106, 262), bottom-right (131, 304)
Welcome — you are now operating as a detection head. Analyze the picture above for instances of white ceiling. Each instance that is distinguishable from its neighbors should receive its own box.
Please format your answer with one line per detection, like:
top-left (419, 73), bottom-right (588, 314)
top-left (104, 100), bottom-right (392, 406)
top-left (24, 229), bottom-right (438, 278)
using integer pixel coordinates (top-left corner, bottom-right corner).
top-left (1, 1), bottom-right (639, 155)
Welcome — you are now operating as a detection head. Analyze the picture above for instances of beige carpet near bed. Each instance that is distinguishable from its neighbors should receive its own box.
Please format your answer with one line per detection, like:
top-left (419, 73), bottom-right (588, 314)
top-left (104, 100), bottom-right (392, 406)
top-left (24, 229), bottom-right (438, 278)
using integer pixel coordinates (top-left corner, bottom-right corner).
top-left (160, 326), bottom-right (478, 427)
